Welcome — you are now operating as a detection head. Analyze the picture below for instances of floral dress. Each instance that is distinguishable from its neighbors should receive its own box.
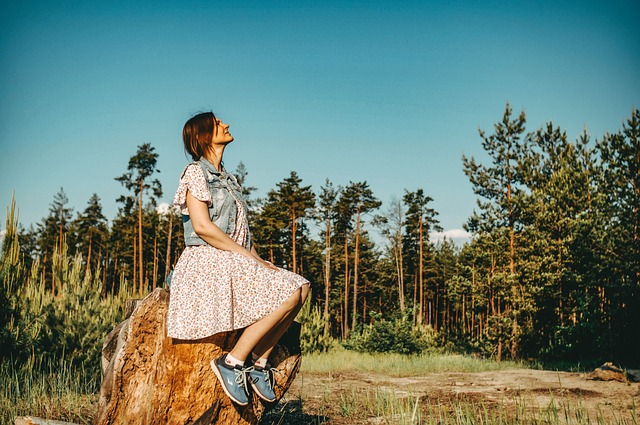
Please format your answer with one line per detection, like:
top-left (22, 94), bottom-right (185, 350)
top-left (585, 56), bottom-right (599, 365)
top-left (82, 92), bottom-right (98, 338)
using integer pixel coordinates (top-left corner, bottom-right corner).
top-left (166, 163), bottom-right (309, 340)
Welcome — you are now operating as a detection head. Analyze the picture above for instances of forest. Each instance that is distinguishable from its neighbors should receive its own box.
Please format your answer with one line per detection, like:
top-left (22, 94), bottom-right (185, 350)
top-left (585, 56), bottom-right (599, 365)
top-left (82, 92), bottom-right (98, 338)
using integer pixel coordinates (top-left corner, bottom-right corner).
top-left (1, 104), bottom-right (639, 378)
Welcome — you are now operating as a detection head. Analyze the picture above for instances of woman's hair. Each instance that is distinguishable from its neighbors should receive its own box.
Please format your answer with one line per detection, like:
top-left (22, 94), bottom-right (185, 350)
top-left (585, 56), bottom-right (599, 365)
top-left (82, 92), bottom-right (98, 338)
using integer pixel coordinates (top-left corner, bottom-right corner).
top-left (182, 112), bottom-right (218, 161)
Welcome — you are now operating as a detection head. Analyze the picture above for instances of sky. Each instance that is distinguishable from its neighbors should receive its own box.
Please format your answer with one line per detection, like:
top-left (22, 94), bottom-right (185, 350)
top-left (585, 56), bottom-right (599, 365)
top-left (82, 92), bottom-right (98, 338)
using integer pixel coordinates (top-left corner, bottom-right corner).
top-left (1, 0), bottom-right (639, 245)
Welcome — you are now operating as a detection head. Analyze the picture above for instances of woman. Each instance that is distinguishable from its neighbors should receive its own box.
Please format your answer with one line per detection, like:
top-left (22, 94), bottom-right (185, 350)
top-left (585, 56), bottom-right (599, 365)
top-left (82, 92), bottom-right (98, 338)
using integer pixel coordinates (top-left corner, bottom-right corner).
top-left (167, 111), bottom-right (309, 406)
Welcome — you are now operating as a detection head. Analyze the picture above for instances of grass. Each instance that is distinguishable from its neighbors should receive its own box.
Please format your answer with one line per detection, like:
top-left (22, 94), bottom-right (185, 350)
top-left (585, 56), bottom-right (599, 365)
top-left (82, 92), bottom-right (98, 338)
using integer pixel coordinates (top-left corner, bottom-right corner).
top-left (2, 349), bottom-right (638, 425)
top-left (265, 384), bottom-right (639, 425)
top-left (0, 358), bottom-right (98, 425)
top-left (262, 347), bottom-right (639, 425)
top-left (301, 345), bottom-right (525, 376)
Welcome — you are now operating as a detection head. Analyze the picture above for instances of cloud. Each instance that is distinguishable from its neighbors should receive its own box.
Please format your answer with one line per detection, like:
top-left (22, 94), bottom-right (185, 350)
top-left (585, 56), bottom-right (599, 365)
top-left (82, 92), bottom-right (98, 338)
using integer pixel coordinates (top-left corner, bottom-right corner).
top-left (156, 202), bottom-right (175, 215)
top-left (429, 229), bottom-right (471, 244)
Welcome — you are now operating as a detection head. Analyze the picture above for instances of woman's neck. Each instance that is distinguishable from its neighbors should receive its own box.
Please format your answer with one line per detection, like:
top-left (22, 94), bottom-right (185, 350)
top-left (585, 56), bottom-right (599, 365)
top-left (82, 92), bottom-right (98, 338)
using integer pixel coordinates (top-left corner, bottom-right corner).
top-left (204, 146), bottom-right (225, 172)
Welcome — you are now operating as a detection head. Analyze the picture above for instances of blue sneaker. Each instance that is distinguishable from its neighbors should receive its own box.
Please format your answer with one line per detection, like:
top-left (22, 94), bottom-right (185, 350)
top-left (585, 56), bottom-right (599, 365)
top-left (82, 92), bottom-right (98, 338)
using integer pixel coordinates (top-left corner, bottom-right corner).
top-left (247, 363), bottom-right (277, 402)
top-left (210, 354), bottom-right (250, 405)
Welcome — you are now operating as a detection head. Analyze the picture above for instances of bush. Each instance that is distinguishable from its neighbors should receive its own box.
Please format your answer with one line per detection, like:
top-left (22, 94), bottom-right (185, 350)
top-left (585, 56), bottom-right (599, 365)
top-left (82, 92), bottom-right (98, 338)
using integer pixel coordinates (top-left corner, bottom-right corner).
top-left (344, 317), bottom-right (437, 355)
top-left (297, 299), bottom-right (335, 354)
top-left (1, 200), bottom-right (131, 376)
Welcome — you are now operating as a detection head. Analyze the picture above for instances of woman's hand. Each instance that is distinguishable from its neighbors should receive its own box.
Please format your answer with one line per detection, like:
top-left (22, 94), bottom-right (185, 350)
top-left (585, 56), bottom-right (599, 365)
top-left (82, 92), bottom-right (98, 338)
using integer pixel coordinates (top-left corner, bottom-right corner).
top-left (251, 246), bottom-right (279, 270)
top-left (258, 258), bottom-right (278, 271)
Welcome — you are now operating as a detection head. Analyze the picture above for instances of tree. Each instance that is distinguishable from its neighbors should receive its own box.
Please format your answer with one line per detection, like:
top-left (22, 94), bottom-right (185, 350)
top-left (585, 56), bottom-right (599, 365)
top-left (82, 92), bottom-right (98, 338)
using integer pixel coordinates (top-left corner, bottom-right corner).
top-left (334, 188), bottom-right (356, 338)
top-left (72, 194), bottom-right (109, 276)
top-left (115, 143), bottom-right (162, 295)
top-left (462, 103), bottom-right (528, 359)
top-left (375, 197), bottom-right (406, 314)
top-left (234, 162), bottom-right (258, 215)
top-left (37, 188), bottom-right (73, 293)
top-left (316, 179), bottom-right (340, 336)
top-left (342, 182), bottom-right (381, 332)
top-left (274, 172), bottom-right (315, 274)
top-left (253, 193), bottom-right (288, 266)
top-left (517, 123), bottom-right (598, 359)
top-left (403, 188), bottom-right (440, 326)
top-left (595, 108), bottom-right (640, 361)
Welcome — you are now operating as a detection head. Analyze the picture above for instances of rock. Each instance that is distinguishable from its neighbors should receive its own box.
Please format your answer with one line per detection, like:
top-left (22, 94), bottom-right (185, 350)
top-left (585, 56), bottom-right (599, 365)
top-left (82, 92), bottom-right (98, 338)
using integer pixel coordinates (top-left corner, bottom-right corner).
top-left (96, 288), bottom-right (302, 425)
top-left (588, 362), bottom-right (638, 383)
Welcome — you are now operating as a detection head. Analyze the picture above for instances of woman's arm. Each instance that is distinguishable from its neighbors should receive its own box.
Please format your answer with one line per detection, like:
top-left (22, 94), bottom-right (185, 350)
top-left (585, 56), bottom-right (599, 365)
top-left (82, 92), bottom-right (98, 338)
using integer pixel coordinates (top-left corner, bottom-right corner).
top-left (186, 191), bottom-right (253, 259)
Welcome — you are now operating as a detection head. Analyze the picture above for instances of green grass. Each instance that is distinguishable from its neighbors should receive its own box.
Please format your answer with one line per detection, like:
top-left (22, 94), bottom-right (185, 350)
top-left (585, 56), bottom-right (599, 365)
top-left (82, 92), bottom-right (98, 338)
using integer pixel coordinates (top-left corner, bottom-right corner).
top-left (266, 384), bottom-right (639, 425)
top-left (0, 358), bottom-right (98, 425)
top-left (263, 347), bottom-right (638, 425)
top-left (3, 349), bottom-right (637, 425)
top-left (301, 345), bottom-right (525, 376)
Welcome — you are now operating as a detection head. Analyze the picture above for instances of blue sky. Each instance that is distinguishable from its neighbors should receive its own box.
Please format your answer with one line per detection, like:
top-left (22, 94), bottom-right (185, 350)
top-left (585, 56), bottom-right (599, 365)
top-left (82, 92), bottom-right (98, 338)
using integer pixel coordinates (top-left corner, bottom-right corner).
top-left (1, 0), bottom-right (639, 242)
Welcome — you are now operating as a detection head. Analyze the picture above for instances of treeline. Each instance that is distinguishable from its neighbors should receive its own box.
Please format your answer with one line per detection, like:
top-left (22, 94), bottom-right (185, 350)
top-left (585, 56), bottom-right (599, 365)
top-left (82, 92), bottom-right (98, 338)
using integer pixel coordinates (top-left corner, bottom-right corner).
top-left (6, 105), bottom-right (640, 365)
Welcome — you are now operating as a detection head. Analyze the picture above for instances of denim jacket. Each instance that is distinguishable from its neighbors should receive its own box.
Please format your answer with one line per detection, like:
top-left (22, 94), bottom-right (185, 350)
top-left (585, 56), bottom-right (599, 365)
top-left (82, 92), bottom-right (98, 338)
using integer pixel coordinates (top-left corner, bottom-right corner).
top-left (182, 158), bottom-right (251, 248)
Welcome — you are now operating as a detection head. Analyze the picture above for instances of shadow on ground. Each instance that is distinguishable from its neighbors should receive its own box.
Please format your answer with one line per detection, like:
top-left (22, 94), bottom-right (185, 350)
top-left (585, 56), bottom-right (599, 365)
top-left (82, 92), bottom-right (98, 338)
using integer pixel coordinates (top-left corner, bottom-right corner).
top-left (260, 399), bottom-right (329, 425)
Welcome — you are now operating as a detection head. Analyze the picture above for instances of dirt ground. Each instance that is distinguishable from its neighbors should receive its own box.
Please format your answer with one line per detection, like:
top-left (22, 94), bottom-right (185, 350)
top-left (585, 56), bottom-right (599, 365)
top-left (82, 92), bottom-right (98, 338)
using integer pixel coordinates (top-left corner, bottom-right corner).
top-left (263, 369), bottom-right (640, 424)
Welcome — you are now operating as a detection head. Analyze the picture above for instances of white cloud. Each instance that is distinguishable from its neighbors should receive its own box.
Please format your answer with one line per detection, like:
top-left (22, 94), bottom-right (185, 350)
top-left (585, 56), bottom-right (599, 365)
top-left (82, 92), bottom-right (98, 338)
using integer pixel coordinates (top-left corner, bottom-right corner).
top-left (156, 202), bottom-right (175, 215)
top-left (429, 228), bottom-right (472, 244)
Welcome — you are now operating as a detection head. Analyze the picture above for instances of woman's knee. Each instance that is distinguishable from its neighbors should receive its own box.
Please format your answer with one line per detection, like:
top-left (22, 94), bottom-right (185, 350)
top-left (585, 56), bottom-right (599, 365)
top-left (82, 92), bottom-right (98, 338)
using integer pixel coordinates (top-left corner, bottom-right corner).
top-left (300, 284), bottom-right (310, 304)
top-left (282, 288), bottom-right (302, 312)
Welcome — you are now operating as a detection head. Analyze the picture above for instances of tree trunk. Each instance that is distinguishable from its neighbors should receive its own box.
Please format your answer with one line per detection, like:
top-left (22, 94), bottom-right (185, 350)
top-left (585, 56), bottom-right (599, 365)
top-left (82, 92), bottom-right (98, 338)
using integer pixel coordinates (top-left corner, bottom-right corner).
top-left (352, 208), bottom-right (360, 331)
top-left (138, 179), bottom-right (144, 295)
top-left (133, 234), bottom-right (137, 294)
top-left (97, 289), bottom-right (302, 425)
top-left (291, 211), bottom-right (297, 274)
top-left (400, 247), bottom-right (404, 313)
top-left (324, 221), bottom-right (331, 337)
top-left (152, 237), bottom-right (158, 290)
top-left (418, 216), bottom-right (423, 325)
top-left (165, 211), bottom-right (173, 280)
top-left (86, 231), bottom-right (93, 276)
top-left (343, 237), bottom-right (349, 338)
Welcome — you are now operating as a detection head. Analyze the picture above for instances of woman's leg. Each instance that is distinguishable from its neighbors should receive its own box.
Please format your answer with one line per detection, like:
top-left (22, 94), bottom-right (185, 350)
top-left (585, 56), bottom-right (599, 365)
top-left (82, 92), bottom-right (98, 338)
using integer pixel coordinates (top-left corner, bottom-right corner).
top-left (228, 284), bottom-right (308, 362)
top-left (252, 283), bottom-right (310, 360)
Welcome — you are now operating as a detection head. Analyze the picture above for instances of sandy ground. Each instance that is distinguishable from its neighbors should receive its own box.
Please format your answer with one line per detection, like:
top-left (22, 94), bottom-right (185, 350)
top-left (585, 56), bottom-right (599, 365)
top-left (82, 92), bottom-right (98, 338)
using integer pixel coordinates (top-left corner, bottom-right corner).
top-left (263, 369), bottom-right (640, 424)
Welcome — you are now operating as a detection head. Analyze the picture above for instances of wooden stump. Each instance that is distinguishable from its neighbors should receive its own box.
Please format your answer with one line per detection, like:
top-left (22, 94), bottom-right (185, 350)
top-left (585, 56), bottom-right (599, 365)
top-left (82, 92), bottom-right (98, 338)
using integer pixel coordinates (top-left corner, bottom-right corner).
top-left (96, 288), bottom-right (301, 425)
top-left (588, 362), bottom-right (636, 383)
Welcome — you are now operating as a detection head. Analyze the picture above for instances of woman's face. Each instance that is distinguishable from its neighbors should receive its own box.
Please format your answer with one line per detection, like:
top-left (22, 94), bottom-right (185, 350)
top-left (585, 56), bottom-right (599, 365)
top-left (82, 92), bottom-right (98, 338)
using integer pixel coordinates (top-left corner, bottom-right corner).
top-left (211, 118), bottom-right (234, 145)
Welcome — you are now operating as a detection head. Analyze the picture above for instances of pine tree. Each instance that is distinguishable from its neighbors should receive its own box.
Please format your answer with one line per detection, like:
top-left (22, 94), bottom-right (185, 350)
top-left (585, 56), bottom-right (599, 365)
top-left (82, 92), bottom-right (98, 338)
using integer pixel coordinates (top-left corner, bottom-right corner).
top-left (595, 108), bottom-right (640, 362)
top-left (274, 172), bottom-right (315, 274)
top-left (115, 143), bottom-right (162, 295)
top-left (72, 194), bottom-right (109, 276)
top-left (403, 189), bottom-right (440, 326)
top-left (317, 179), bottom-right (340, 336)
top-left (341, 182), bottom-right (381, 332)
top-left (375, 197), bottom-right (407, 314)
top-left (37, 188), bottom-right (73, 293)
top-left (462, 103), bottom-right (528, 359)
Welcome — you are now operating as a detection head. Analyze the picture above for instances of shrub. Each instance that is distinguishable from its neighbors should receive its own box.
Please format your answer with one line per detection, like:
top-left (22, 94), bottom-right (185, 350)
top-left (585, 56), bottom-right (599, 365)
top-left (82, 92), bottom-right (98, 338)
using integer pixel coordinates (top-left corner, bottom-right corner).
top-left (297, 298), bottom-right (335, 354)
top-left (343, 318), bottom-right (437, 355)
top-left (1, 199), bottom-right (131, 376)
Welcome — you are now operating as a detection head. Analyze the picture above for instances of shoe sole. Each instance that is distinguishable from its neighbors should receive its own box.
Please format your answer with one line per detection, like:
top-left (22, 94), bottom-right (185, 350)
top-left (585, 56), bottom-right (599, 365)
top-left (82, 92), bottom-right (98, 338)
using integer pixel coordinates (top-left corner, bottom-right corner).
top-left (249, 375), bottom-right (277, 403)
top-left (210, 360), bottom-right (249, 406)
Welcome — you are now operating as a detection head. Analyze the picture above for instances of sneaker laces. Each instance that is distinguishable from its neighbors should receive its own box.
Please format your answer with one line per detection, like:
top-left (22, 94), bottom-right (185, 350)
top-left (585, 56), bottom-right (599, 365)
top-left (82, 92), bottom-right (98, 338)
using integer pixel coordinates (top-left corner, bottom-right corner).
top-left (260, 365), bottom-right (279, 389)
top-left (233, 366), bottom-right (250, 390)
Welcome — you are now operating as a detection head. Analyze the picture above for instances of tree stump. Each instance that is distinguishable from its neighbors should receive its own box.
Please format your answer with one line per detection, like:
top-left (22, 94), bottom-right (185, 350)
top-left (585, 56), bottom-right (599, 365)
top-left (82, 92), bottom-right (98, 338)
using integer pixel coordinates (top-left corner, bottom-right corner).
top-left (588, 362), bottom-right (636, 383)
top-left (96, 288), bottom-right (301, 425)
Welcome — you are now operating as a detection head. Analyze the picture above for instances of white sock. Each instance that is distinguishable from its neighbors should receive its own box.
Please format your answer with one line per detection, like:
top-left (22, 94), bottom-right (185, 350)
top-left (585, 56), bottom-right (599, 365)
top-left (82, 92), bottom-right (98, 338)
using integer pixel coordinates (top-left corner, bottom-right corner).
top-left (252, 352), bottom-right (268, 368)
top-left (225, 353), bottom-right (244, 368)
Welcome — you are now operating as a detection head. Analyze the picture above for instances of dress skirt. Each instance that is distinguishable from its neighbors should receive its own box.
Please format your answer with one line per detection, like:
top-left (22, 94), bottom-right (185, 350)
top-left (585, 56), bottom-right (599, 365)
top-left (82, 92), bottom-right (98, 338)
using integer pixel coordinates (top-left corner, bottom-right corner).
top-left (167, 245), bottom-right (308, 340)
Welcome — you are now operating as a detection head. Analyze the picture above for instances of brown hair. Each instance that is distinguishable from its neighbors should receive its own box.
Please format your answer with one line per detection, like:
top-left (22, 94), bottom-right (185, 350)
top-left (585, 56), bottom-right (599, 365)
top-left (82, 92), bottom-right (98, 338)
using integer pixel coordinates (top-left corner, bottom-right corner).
top-left (182, 112), bottom-right (219, 161)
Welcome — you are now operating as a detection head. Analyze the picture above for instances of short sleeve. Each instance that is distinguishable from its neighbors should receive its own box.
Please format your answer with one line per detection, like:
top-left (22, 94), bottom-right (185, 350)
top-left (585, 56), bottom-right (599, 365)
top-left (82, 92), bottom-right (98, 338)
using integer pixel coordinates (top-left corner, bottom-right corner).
top-left (173, 163), bottom-right (212, 215)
